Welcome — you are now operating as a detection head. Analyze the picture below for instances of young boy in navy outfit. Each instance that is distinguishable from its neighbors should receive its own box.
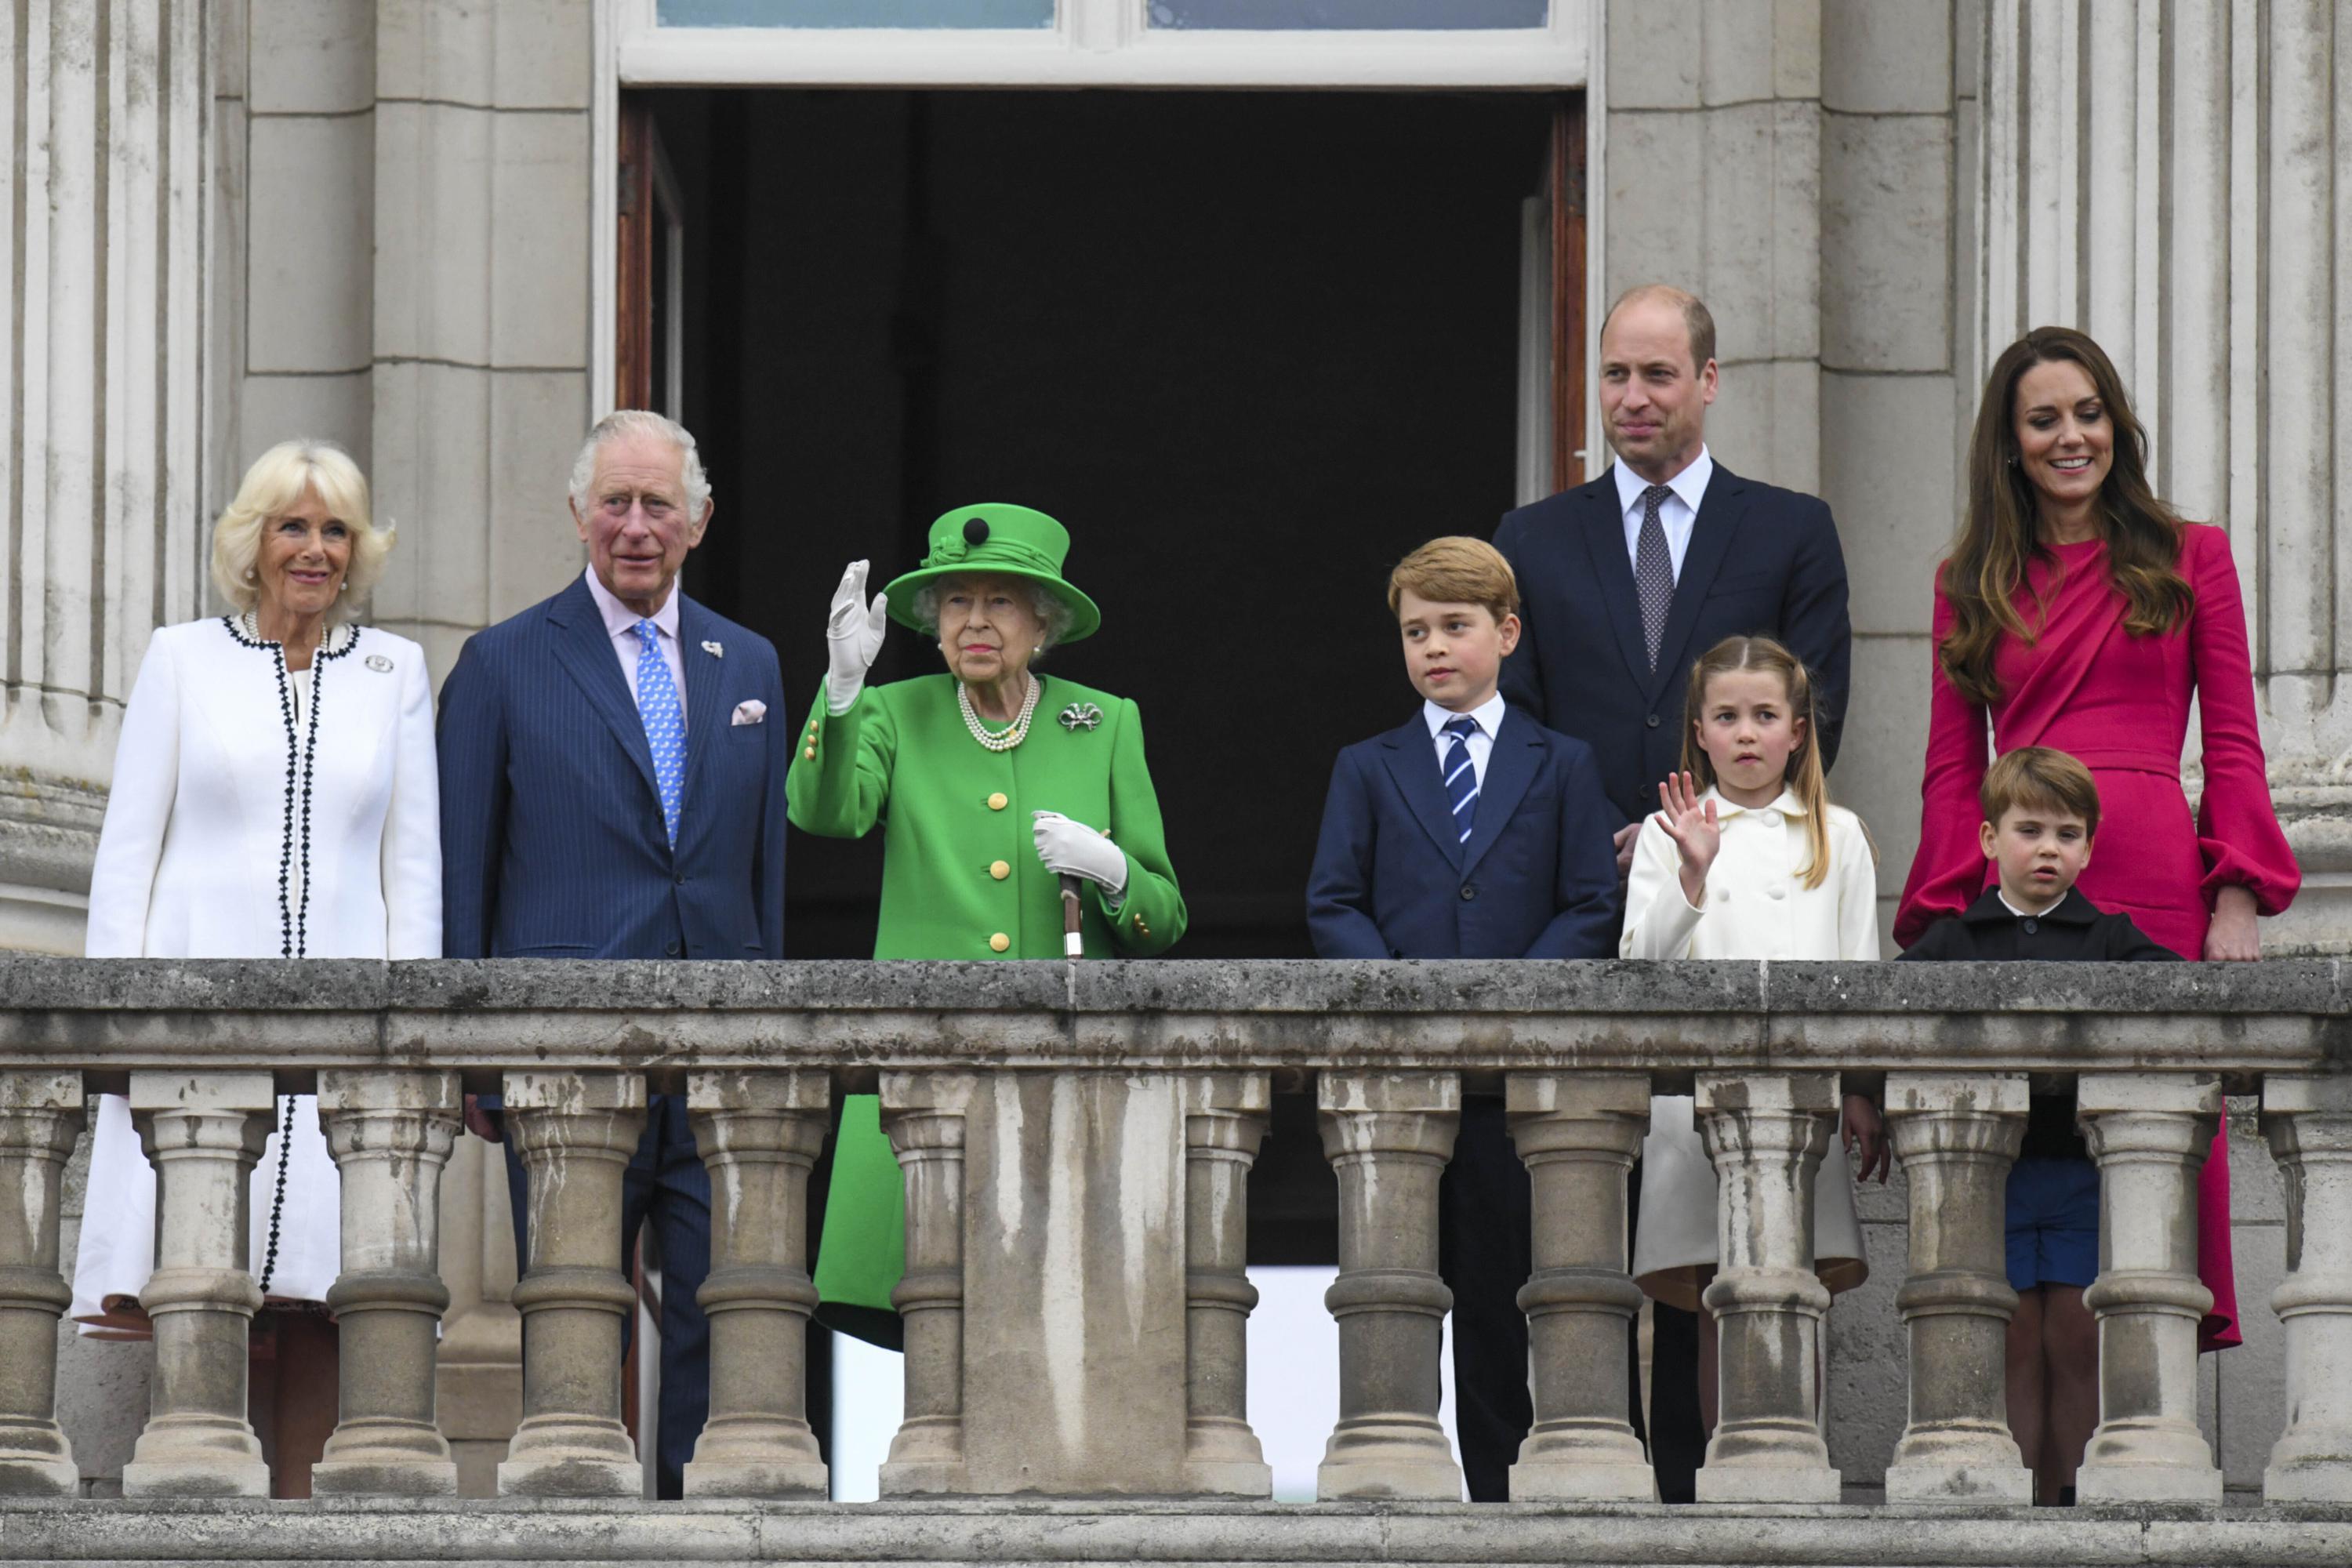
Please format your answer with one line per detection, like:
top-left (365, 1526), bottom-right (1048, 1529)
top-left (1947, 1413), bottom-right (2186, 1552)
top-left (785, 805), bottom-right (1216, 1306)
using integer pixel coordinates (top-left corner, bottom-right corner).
top-left (1898, 746), bottom-right (2176, 1505)
top-left (1307, 536), bottom-right (1620, 1501)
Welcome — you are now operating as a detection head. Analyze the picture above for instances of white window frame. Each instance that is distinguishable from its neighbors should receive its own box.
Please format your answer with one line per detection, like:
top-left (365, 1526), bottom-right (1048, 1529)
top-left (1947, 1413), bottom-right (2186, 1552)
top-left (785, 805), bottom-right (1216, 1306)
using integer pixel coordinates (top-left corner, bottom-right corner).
top-left (612, 0), bottom-right (1587, 89)
top-left (590, 0), bottom-right (1605, 463)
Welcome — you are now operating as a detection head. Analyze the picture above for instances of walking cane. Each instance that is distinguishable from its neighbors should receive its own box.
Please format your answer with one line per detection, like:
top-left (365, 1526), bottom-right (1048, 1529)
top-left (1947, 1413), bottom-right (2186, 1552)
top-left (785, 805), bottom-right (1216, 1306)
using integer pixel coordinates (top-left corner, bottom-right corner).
top-left (1059, 873), bottom-right (1084, 960)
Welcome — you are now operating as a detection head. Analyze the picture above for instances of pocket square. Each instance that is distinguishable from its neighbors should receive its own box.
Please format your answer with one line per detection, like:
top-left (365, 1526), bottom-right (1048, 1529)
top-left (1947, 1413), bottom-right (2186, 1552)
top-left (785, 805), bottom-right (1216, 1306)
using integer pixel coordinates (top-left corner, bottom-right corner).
top-left (731, 700), bottom-right (768, 726)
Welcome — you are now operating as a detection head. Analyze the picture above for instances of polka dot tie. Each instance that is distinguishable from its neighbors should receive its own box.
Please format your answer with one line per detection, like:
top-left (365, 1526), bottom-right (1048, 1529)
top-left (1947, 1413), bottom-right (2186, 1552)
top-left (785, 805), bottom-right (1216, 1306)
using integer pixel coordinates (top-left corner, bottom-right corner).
top-left (633, 619), bottom-right (685, 847)
top-left (1635, 483), bottom-right (1676, 670)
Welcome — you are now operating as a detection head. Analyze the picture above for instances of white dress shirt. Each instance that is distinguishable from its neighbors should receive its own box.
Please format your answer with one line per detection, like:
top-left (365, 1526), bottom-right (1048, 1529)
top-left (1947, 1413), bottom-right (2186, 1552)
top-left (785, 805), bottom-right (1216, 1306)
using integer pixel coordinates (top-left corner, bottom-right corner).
top-left (1612, 445), bottom-right (1715, 582)
top-left (584, 566), bottom-right (688, 729)
top-left (1421, 691), bottom-right (1508, 789)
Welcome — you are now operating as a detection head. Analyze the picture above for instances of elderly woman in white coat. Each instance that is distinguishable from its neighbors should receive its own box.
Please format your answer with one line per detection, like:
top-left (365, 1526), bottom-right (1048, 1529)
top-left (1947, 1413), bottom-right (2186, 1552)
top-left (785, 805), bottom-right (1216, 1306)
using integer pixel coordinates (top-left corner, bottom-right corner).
top-left (74, 439), bottom-right (439, 1496)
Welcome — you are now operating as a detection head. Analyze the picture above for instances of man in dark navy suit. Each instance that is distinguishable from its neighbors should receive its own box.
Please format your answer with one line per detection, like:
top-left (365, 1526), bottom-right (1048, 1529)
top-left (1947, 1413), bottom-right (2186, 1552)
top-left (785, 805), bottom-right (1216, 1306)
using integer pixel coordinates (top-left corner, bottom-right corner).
top-left (1307, 537), bottom-right (1620, 1501)
top-left (1494, 285), bottom-right (1853, 1501)
top-left (437, 410), bottom-right (789, 1499)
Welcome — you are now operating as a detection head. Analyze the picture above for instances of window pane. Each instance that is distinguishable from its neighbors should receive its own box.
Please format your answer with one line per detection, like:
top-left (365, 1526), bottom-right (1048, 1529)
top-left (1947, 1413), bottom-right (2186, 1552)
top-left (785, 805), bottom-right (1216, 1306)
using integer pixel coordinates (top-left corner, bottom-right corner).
top-left (659, 0), bottom-right (1054, 27)
top-left (1149, 0), bottom-right (1544, 27)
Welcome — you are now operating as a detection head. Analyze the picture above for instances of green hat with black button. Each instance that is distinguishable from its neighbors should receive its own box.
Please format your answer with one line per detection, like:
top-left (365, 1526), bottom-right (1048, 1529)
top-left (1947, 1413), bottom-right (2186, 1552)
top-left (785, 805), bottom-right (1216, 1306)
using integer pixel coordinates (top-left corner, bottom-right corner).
top-left (881, 503), bottom-right (1102, 645)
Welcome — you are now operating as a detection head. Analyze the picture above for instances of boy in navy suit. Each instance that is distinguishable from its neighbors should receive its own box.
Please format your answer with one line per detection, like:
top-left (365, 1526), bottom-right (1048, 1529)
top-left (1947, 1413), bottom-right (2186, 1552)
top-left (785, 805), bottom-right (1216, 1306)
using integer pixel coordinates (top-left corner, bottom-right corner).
top-left (1898, 746), bottom-right (2176, 1506)
top-left (1308, 536), bottom-right (1620, 1500)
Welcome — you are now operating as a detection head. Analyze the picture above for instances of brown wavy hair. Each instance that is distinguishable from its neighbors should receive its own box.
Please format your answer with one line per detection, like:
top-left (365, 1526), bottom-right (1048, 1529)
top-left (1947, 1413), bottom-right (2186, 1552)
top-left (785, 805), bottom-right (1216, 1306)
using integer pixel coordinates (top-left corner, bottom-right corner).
top-left (1679, 637), bottom-right (1835, 890)
top-left (1940, 326), bottom-right (2193, 704)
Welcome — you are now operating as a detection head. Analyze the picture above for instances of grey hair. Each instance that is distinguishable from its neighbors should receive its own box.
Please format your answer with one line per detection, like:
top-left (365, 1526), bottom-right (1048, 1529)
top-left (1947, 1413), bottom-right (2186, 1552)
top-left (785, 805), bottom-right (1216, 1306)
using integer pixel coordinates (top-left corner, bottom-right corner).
top-left (912, 577), bottom-right (1076, 659)
top-left (568, 409), bottom-right (712, 519)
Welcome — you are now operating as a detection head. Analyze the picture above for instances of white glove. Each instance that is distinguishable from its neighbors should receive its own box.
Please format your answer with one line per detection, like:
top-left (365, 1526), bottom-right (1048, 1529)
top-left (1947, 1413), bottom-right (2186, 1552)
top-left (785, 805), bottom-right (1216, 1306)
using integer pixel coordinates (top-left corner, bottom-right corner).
top-left (826, 560), bottom-right (889, 716)
top-left (1033, 811), bottom-right (1128, 899)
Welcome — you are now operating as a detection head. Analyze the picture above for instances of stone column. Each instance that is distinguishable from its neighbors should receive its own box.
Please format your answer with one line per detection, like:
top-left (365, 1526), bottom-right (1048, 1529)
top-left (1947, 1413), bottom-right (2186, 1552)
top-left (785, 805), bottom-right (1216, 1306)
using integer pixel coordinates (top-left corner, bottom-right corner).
top-left (682, 1069), bottom-right (830, 1499)
top-left (1693, 1071), bottom-right (1842, 1504)
top-left (1315, 1071), bottom-right (1461, 1501)
top-left (2261, 1074), bottom-right (2352, 1503)
top-left (310, 1069), bottom-right (463, 1497)
top-left (0, 0), bottom-right (209, 955)
top-left (2074, 1073), bottom-right (2224, 1503)
top-left (878, 1071), bottom-right (978, 1497)
top-left (1881, 1072), bottom-right (2033, 1504)
top-left (495, 1070), bottom-right (646, 1499)
top-left (120, 1071), bottom-right (275, 1498)
top-left (1181, 1073), bottom-right (1272, 1497)
top-left (1976, 0), bottom-right (2352, 957)
top-left (1504, 1071), bottom-right (1654, 1501)
top-left (0, 1072), bottom-right (85, 1495)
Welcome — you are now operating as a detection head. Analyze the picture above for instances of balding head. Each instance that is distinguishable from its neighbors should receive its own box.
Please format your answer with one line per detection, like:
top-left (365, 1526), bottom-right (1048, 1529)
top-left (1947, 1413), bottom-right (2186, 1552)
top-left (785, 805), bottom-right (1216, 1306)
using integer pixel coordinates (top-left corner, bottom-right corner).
top-left (1600, 285), bottom-right (1715, 375)
top-left (1597, 284), bottom-right (1719, 483)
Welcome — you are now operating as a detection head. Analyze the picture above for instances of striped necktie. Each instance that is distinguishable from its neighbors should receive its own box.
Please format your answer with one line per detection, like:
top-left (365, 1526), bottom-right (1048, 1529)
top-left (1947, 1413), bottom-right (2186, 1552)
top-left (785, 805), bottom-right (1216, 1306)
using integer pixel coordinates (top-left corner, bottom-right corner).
top-left (633, 619), bottom-right (685, 847)
top-left (1441, 715), bottom-right (1479, 844)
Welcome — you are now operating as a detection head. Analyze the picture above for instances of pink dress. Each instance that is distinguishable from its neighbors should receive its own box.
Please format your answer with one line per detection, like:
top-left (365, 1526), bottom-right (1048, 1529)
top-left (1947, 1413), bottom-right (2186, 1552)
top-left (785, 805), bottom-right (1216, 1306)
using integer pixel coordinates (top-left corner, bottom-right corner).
top-left (1896, 524), bottom-right (2301, 1351)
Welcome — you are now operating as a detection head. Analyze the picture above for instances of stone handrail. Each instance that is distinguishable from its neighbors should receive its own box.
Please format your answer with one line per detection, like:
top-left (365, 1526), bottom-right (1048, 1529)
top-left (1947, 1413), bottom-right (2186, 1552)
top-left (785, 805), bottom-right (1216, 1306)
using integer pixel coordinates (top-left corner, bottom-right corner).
top-left (0, 957), bottom-right (2347, 1512)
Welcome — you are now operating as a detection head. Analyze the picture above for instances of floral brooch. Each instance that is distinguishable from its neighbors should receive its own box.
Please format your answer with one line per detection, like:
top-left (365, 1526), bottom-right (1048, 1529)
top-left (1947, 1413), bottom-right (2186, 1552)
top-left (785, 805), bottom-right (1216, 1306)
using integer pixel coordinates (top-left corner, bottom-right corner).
top-left (1058, 702), bottom-right (1103, 732)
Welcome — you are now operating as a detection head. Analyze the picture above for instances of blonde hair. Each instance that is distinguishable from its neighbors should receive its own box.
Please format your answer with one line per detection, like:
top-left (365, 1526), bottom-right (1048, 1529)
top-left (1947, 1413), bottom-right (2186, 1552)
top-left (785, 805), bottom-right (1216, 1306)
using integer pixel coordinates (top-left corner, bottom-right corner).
top-left (1679, 636), bottom-right (1836, 890)
top-left (209, 440), bottom-right (391, 621)
top-left (1388, 536), bottom-right (1519, 622)
top-left (1981, 746), bottom-right (2103, 837)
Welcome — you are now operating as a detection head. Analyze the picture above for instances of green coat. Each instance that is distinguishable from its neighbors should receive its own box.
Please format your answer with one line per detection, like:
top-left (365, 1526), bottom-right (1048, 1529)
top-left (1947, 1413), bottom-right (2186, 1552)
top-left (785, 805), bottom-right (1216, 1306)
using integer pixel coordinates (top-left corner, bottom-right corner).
top-left (788, 672), bottom-right (1185, 1331)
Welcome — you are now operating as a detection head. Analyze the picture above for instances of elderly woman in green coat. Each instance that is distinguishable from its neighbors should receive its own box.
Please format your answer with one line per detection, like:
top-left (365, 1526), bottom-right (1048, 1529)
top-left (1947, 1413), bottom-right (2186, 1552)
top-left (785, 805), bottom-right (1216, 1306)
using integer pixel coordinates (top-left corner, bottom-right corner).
top-left (789, 503), bottom-right (1185, 1340)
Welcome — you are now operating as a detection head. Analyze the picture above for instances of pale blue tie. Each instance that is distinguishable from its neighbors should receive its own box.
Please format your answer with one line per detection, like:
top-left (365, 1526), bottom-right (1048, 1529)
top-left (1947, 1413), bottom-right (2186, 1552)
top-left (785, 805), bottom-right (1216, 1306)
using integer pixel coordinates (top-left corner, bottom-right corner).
top-left (633, 620), bottom-right (684, 847)
top-left (1442, 715), bottom-right (1479, 844)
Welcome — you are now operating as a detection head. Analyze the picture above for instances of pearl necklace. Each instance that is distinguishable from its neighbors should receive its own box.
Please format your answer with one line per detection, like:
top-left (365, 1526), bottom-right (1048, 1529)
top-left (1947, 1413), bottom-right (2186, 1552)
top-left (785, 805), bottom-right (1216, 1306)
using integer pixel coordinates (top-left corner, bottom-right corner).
top-left (959, 674), bottom-right (1040, 752)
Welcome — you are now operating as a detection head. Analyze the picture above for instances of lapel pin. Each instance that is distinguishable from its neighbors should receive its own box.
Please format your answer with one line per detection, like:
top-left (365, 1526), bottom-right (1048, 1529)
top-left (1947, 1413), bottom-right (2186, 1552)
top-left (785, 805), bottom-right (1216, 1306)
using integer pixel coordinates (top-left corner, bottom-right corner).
top-left (702, 640), bottom-right (724, 658)
top-left (1059, 702), bottom-right (1103, 731)
top-left (365, 653), bottom-right (393, 673)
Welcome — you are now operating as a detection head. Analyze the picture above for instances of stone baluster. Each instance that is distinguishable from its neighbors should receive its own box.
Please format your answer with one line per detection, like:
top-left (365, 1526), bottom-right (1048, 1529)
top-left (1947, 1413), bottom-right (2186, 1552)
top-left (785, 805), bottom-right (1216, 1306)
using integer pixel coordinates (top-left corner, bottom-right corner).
top-left (683, 1069), bottom-right (831, 1498)
top-left (1181, 1073), bottom-right (1272, 1497)
top-left (1504, 1071), bottom-right (1654, 1501)
top-left (1693, 1071), bottom-right (1842, 1503)
top-left (2261, 1074), bottom-right (2352, 1503)
top-left (1881, 1073), bottom-right (2033, 1503)
top-left (0, 1072), bottom-right (85, 1495)
top-left (2073, 1073), bottom-right (2223, 1502)
top-left (495, 1071), bottom-right (647, 1498)
top-left (879, 1071), bottom-right (978, 1496)
top-left (309, 1070), bottom-right (463, 1496)
top-left (121, 1071), bottom-right (276, 1497)
top-left (1316, 1071), bottom-right (1461, 1500)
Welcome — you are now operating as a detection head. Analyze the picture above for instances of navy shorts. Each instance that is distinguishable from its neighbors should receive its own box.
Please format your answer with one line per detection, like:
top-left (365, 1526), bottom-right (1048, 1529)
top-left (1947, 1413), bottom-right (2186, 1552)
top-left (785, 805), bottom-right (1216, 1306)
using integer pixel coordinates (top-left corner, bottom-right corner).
top-left (2006, 1155), bottom-right (2100, 1290)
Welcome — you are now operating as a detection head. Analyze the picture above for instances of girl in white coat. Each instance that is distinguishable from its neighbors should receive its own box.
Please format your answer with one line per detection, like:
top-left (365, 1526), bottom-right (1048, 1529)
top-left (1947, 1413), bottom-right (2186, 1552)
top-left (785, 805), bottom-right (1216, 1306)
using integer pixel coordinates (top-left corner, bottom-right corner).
top-left (75, 440), bottom-right (439, 1494)
top-left (1622, 635), bottom-right (1885, 1438)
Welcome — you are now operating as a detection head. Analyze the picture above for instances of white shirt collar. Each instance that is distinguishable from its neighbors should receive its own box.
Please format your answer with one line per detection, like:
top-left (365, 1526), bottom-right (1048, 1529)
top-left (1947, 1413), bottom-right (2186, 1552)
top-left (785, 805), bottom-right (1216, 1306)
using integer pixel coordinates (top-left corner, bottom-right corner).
top-left (1704, 783), bottom-right (1807, 819)
top-left (1611, 445), bottom-right (1714, 517)
top-left (1996, 885), bottom-right (2064, 918)
top-left (584, 565), bottom-right (681, 644)
top-left (1423, 691), bottom-right (1508, 742)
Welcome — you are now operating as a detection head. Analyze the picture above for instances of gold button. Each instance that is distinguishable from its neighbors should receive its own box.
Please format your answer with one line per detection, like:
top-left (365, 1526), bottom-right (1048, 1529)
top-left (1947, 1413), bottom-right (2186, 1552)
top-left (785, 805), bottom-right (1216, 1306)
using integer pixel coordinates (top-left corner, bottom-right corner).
top-left (989, 860), bottom-right (1011, 880)
top-left (989, 932), bottom-right (1011, 953)
top-left (804, 747), bottom-right (817, 760)
top-left (988, 792), bottom-right (1008, 811)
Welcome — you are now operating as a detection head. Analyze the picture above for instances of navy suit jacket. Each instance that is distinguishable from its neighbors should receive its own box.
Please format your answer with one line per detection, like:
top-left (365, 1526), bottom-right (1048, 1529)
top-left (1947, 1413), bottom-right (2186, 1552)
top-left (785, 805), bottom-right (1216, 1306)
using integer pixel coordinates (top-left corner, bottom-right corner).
top-left (1306, 707), bottom-right (1620, 960)
top-left (437, 575), bottom-right (790, 960)
top-left (1494, 462), bottom-right (1851, 828)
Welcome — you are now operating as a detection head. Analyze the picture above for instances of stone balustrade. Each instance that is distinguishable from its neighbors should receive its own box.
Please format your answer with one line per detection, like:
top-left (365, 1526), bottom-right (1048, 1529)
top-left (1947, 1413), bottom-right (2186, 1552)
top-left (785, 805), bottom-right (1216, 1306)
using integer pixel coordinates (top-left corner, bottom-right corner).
top-left (0, 956), bottom-right (2348, 1551)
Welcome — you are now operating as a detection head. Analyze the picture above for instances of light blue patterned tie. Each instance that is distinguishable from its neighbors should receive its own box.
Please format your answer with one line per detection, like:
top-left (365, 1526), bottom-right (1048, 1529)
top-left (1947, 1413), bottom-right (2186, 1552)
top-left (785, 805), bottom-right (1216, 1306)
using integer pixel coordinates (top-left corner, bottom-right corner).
top-left (1442, 715), bottom-right (1479, 844)
top-left (633, 619), bottom-right (684, 847)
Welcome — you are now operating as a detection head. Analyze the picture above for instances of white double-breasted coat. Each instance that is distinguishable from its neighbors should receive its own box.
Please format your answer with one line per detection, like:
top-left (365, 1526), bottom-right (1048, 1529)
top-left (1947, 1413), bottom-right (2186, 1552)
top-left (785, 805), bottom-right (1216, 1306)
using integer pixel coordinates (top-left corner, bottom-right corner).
top-left (73, 615), bottom-right (440, 1328)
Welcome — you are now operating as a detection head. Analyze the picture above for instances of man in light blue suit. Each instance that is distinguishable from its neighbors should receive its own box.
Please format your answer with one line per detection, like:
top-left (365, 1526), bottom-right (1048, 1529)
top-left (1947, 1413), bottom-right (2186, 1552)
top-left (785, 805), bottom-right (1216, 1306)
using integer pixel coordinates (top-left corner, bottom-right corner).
top-left (437, 409), bottom-right (789, 1498)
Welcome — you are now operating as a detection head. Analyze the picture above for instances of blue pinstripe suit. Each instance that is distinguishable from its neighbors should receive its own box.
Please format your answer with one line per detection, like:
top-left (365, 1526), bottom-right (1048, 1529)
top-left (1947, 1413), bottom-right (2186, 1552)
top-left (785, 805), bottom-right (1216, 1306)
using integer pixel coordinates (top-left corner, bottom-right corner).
top-left (437, 572), bottom-right (789, 1498)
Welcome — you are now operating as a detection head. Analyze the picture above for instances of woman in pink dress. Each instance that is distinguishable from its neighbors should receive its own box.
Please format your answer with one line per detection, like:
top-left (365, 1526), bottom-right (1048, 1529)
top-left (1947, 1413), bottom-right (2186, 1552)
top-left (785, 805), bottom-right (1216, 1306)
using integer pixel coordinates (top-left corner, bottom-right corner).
top-left (1896, 326), bottom-right (2299, 1361)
